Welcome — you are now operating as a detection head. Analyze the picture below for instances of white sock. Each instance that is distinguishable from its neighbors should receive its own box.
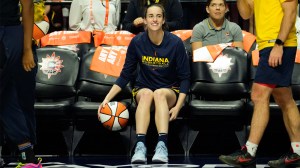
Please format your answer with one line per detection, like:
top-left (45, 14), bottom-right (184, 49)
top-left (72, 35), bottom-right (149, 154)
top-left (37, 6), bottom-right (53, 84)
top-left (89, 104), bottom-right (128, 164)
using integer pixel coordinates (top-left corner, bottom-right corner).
top-left (246, 141), bottom-right (258, 157)
top-left (291, 142), bottom-right (300, 155)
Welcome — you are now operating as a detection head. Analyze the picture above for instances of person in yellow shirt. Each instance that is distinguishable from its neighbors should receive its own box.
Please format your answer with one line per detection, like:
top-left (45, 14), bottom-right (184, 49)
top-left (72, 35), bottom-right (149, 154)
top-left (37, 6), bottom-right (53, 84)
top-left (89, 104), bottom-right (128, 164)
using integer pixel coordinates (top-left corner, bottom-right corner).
top-left (219, 0), bottom-right (300, 168)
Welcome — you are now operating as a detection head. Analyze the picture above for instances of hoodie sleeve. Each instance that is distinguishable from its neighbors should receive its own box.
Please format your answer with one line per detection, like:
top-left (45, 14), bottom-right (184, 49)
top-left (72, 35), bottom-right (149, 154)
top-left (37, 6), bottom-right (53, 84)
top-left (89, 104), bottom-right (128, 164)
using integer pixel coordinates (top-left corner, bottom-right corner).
top-left (176, 38), bottom-right (191, 93)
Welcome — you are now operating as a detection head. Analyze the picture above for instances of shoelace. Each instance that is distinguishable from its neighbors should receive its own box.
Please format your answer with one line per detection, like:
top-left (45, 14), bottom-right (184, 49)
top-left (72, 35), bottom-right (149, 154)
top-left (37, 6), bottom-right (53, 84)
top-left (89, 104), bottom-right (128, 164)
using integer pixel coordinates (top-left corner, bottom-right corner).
top-left (16, 158), bottom-right (42, 168)
top-left (135, 144), bottom-right (145, 154)
top-left (155, 144), bottom-right (167, 155)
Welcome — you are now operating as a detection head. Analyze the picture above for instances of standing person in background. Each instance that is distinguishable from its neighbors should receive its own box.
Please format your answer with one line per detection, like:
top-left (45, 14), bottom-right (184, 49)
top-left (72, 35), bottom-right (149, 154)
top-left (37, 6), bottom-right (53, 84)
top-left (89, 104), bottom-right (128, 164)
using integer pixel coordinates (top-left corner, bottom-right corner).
top-left (219, 0), bottom-right (300, 167)
top-left (190, 0), bottom-right (243, 51)
top-left (45, 0), bottom-right (64, 33)
top-left (0, 0), bottom-right (40, 167)
top-left (99, 4), bottom-right (190, 163)
top-left (69, 0), bottom-right (121, 32)
top-left (122, 0), bottom-right (183, 34)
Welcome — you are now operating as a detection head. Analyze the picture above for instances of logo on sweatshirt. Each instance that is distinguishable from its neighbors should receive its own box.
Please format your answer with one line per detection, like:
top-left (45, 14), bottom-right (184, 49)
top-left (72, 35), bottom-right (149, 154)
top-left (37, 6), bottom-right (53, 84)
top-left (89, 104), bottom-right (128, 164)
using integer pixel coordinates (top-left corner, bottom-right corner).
top-left (142, 55), bottom-right (169, 68)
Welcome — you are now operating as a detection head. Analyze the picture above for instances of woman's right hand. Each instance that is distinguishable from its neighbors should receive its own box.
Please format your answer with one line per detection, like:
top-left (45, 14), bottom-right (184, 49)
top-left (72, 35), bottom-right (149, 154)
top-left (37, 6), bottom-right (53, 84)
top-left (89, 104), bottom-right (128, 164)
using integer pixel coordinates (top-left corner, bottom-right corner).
top-left (98, 99), bottom-right (110, 113)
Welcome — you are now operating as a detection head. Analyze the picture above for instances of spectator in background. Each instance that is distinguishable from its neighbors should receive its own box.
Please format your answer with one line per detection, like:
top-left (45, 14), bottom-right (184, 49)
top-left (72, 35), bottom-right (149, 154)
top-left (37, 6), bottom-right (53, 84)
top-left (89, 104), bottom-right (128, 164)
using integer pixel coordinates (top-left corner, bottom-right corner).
top-left (45, 0), bottom-right (64, 32)
top-left (69, 0), bottom-right (121, 32)
top-left (190, 0), bottom-right (243, 51)
top-left (122, 0), bottom-right (183, 34)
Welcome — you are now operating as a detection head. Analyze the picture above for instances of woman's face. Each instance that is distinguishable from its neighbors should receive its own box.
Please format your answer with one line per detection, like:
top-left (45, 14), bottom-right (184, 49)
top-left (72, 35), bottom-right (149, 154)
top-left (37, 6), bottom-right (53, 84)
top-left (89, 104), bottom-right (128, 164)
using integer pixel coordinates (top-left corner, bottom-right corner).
top-left (206, 0), bottom-right (227, 21)
top-left (144, 6), bottom-right (165, 31)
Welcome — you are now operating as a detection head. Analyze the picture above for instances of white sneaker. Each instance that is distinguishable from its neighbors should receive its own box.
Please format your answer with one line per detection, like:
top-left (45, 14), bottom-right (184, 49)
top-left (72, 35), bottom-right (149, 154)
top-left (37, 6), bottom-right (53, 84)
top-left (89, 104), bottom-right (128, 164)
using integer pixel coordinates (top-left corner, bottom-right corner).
top-left (152, 141), bottom-right (168, 163)
top-left (131, 142), bottom-right (147, 163)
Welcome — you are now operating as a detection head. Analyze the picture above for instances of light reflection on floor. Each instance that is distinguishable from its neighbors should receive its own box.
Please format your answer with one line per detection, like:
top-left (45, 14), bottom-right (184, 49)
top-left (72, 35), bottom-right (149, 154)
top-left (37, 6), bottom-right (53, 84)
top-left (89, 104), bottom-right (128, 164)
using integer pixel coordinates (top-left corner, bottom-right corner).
top-left (1, 155), bottom-right (274, 168)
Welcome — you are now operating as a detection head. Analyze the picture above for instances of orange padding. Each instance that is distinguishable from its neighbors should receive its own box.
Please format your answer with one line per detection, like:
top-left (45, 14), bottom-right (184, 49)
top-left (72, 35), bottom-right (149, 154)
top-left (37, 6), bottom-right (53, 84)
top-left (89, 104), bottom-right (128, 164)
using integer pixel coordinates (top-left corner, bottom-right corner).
top-left (40, 31), bottom-right (91, 47)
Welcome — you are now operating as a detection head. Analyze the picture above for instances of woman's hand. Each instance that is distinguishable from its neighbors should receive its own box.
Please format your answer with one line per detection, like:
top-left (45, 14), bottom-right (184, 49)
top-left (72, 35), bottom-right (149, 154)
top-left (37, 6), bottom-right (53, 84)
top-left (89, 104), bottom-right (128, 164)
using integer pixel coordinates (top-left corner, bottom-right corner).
top-left (98, 99), bottom-right (110, 113)
top-left (169, 106), bottom-right (180, 121)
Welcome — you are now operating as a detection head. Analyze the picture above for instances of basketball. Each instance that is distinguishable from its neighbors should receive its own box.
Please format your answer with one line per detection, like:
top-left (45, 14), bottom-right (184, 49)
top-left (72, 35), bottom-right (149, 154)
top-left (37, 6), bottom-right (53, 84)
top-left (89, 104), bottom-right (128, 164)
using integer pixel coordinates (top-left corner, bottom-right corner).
top-left (33, 15), bottom-right (50, 41)
top-left (98, 101), bottom-right (129, 131)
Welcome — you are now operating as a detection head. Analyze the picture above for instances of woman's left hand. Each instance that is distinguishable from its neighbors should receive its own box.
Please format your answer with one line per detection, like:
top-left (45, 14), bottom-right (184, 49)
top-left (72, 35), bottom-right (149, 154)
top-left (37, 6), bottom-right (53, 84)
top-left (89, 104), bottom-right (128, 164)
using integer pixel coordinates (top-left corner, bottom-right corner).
top-left (169, 106), bottom-right (180, 121)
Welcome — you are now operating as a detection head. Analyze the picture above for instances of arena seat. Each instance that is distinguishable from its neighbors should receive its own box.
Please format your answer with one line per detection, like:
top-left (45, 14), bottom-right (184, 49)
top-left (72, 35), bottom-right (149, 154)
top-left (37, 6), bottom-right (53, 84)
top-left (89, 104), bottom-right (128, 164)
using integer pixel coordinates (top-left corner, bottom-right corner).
top-left (34, 47), bottom-right (80, 156)
top-left (187, 46), bottom-right (250, 156)
top-left (72, 48), bottom-right (133, 156)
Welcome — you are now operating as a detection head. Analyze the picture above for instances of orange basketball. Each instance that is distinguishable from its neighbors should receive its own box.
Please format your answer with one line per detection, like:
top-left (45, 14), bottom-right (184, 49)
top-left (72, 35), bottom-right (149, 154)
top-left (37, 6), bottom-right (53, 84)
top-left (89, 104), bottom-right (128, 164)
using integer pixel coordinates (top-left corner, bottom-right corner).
top-left (98, 101), bottom-right (129, 131)
top-left (33, 15), bottom-right (49, 40)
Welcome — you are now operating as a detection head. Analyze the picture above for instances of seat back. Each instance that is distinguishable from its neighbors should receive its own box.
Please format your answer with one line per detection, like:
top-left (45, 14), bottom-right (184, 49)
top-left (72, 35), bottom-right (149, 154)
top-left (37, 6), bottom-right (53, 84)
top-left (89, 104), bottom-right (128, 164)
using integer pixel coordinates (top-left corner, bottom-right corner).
top-left (191, 46), bottom-right (250, 99)
top-left (72, 49), bottom-right (133, 156)
top-left (76, 50), bottom-right (132, 100)
top-left (36, 47), bottom-right (80, 98)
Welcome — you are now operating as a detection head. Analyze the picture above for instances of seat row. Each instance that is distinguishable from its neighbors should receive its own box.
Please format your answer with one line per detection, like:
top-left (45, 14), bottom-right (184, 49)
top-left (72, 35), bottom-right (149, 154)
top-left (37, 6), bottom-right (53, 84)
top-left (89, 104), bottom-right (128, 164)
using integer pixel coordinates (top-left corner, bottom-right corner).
top-left (31, 45), bottom-right (300, 157)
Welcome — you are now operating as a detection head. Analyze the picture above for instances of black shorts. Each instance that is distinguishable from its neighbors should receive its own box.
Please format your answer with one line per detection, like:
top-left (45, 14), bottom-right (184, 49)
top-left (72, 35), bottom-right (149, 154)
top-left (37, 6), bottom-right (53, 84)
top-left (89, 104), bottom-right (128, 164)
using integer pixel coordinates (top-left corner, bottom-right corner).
top-left (254, 47), bottom-right (296, 87)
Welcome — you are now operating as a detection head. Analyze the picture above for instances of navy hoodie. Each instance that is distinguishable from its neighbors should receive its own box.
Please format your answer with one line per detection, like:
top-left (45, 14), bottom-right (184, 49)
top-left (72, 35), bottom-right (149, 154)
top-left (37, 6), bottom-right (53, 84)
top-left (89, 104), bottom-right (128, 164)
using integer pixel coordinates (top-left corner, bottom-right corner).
top-left (116, 31), bottom-right (190, 94)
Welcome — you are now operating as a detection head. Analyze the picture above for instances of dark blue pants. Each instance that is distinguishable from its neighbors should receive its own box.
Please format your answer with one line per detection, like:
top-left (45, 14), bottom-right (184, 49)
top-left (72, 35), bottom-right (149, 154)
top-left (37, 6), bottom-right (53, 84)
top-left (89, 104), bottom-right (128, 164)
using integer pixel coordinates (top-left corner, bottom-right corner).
top-left (0, 25), bottom-right (37, 145)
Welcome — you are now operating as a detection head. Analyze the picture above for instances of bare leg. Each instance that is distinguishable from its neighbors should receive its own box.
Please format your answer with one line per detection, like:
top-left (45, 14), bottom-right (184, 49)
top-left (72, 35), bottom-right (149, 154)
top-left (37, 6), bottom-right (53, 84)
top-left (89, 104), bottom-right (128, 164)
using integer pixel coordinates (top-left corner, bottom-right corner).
top-left (153, 88), bottom-right (177, 134)
top-left (135, 88), bottom-right (154, 134)
top-left (248, 83), bottom-right (273, 144)
top-left (272, 87), bottom-right (300, 142)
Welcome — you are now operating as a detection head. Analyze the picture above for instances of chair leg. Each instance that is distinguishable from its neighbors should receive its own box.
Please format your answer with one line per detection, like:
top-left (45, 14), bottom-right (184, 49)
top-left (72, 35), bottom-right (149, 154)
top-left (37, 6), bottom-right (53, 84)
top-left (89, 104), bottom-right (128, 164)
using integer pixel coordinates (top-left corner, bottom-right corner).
top-left (0, 126), bottom-right (4, 165)
top-left (62, 125), bottom-right (74, 157)
top-left (235, 125), bottom-right (247, 147)
top-left (72, 128), bottom-right (85, 156)
top-left (175, 119), bottom-right (189, 157)
top-left (186, 128), bottom-right (199, 157)
top-left (128, 125), bottom-right (136, 157)
top-left (119, 125), bottom-right (131, 157)
top-left (0, 145), bottom-right (2, 161)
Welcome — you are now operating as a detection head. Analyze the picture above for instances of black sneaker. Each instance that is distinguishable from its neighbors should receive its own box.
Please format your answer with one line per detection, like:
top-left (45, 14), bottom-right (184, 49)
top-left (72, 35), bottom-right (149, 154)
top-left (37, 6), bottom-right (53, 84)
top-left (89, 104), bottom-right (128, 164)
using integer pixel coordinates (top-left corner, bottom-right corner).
top-left (219, 146), bottom-right (256, 168)
top-left (18, 147), bottom-right (36, 164)
top-left (268, 150), bottom-right (300, 168)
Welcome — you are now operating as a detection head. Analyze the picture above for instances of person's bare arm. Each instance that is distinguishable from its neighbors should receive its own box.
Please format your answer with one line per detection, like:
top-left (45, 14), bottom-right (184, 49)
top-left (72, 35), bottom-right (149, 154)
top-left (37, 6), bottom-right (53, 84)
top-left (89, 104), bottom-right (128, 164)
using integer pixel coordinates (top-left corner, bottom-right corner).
top-left (277, 0), bottom-right (297, 42)
top-left (269, 0), bottom-right (297, 67)
top-left (20, 0), bottom-right (35, 72)
top-left (45, 5), bottom-right (51, 15)
top-left (191, 41), bottom-right (203, 55)
top-left (237, 0), bottom-right (254, 20)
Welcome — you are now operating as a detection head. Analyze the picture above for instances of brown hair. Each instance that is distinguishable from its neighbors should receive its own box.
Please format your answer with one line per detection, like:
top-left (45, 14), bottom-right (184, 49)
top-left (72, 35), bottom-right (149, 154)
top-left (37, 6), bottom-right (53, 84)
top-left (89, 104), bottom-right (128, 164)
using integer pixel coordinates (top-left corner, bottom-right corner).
top-left (143, 3), bottom-right (168, 31)
top-left (206, 0), bottom-right (227, 7)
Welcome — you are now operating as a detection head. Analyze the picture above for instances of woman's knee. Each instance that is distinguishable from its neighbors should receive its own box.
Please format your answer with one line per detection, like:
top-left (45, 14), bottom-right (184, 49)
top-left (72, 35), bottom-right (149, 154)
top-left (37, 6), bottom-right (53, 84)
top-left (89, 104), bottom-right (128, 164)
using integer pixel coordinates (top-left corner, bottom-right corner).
top-left (153, 89), bottom-right (168, 101)
top-left (137, 89), bottom-right (154, 103)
